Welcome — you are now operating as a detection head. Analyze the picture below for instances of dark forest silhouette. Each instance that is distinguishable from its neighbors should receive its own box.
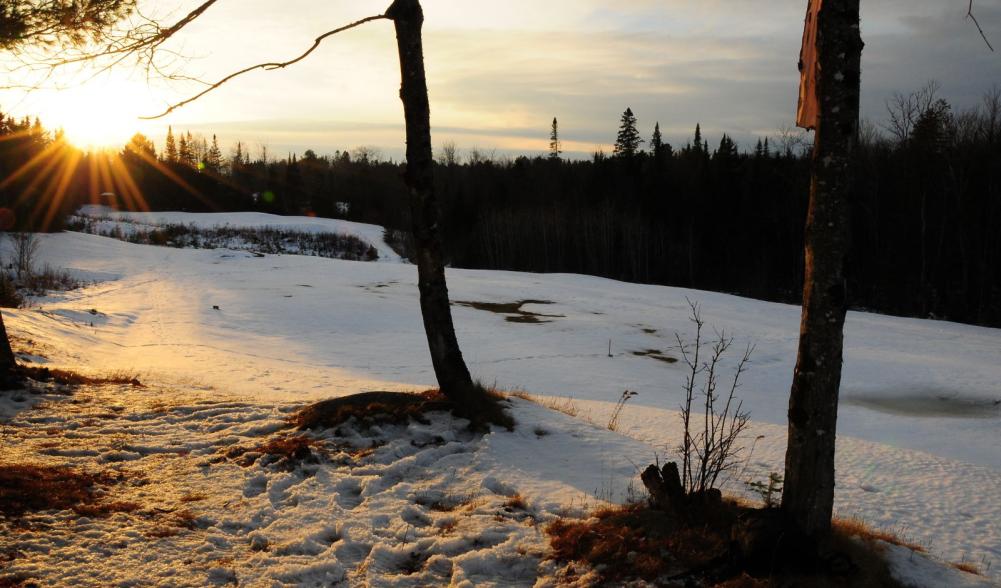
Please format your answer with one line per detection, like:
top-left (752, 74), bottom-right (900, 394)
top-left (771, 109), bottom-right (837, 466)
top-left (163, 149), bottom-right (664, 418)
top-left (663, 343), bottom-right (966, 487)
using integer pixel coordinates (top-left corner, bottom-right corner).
top-left (2, 84), bottom-right (1000, 328)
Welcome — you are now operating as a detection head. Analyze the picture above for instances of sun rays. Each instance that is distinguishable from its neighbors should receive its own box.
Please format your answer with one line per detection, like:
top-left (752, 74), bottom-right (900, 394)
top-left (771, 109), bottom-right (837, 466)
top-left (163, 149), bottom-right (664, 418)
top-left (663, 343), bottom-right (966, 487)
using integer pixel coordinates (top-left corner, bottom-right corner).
top-left (0, 130), bottom-right (168, 231)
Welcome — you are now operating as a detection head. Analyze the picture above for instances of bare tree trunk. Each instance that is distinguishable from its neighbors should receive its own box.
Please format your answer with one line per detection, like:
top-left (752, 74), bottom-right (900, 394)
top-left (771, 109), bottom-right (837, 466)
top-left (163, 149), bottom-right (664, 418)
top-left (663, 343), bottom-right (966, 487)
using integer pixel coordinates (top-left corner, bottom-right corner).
top-left (0, 313), bottom-right (16, 378)
top-left (782, 0), bottom-right (863, 538)
top-left (387, 0), bottom-right (479, 407)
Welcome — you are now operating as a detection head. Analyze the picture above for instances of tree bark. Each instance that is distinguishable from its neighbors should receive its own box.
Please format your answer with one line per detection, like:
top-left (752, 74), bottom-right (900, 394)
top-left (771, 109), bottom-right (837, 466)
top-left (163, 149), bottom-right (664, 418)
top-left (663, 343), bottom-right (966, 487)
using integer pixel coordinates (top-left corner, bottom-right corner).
top-left (386, 0), bottom-right (479, 407)
top-left (782, 0), bottom-right (863, 538)
top-left (0, 312), bottom-right (16, 378)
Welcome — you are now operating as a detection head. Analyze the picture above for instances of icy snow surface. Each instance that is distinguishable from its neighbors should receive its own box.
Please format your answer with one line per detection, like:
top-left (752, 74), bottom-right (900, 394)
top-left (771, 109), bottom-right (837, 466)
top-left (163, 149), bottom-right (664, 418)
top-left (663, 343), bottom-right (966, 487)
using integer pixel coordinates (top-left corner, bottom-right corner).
top-left (1, 227), bottom-right (999, 586)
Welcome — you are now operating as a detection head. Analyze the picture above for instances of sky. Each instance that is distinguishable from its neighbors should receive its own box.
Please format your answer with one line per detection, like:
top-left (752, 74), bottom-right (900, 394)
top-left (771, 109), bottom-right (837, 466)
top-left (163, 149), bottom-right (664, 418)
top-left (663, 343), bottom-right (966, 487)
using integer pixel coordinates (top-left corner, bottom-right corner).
top-left (1, 0), bottom-right (1000, 159)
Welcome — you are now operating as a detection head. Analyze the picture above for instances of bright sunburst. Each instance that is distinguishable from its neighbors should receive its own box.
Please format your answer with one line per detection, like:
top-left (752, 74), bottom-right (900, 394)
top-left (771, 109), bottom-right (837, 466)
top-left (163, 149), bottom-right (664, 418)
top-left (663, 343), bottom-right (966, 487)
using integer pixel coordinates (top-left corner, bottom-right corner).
top-left (33, 74), bottom-right (156, 150)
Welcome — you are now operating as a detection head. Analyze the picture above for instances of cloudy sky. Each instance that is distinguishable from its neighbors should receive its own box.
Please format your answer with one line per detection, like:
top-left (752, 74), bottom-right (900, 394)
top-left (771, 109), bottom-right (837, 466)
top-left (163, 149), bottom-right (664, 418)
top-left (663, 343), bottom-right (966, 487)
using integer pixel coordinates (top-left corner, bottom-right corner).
top-left (3, 0), bottom-right (1000, 158)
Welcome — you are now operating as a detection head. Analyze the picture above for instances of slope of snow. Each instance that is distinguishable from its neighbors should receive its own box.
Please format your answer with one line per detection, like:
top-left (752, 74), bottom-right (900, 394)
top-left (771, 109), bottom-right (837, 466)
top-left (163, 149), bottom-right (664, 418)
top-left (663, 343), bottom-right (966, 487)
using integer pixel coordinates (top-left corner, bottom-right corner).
top-left (2, 229), bottom-right (999, 585)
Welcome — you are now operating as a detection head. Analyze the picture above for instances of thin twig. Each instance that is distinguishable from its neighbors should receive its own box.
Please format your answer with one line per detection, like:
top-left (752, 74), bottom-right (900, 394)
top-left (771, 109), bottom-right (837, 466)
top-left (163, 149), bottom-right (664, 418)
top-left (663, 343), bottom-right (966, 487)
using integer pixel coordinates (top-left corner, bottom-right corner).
top-left (141, 14), bottom-right (389, 119)
top-left (968, 0), bottom-right (995, 51)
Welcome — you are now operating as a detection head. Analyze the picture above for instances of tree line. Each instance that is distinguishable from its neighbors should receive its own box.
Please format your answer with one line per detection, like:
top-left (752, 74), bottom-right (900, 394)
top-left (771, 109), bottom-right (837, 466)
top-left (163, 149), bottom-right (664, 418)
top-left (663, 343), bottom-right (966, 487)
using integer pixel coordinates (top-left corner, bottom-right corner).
top-left (2, 83), bottom-right (999, 328)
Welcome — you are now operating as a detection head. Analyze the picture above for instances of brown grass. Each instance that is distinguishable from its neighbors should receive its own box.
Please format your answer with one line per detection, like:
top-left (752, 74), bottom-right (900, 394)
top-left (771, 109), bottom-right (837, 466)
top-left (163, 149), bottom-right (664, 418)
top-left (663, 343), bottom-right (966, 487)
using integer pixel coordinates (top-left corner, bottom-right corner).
top-left (505, 494), bottom-right (527, 510)
top-left (292, 389), bottom-right (449, 430)
top-left (547, 503), bottom-right (905, 587)
top-left (832, 517), bottom-right (926, 553)
top-left (293, 385), bottom-right (514, 432)
top-left (0, 574), bottom-right (34, 588)
top-left (14, 365), bottom-right (143, 388)
top-left (218, 434), bottom-right (326, 468)
top-left (547, 503), bottom-right (727, 583)
top-left (950, 561), bottom-right (981, 575)
top-left (0, 464), bottom-right (132, 518)
top-left (254, 434), bottom-right (324, 464)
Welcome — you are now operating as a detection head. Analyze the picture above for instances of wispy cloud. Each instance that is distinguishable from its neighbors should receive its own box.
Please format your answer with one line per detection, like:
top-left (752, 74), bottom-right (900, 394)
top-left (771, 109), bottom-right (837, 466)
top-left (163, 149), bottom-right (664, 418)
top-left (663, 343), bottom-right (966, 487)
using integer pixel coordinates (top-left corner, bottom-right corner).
top-left (3, 0), bottom-right (998, 157)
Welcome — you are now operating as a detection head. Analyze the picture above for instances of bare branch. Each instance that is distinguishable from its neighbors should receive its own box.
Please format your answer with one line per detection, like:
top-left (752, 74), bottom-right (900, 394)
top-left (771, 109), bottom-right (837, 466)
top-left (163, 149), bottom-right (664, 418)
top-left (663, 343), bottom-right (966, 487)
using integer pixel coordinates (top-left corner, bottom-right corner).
top-left (1, 1), bottom-right (221, 91)
top-left (140, 14), bottom-right (389, 119)
top-left (968, 0), bottom-right (995, 51)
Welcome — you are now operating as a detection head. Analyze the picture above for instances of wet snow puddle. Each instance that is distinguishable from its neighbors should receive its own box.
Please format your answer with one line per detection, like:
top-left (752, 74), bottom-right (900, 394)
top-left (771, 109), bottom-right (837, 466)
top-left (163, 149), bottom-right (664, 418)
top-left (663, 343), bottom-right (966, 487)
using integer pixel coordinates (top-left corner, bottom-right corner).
top-left (844, 390), bottom-right (1001, 418)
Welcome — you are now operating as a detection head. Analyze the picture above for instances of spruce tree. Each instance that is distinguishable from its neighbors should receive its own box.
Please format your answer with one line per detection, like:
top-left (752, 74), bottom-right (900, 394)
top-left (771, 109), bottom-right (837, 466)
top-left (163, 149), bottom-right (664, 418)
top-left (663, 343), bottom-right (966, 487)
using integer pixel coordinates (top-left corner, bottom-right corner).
top-left (613, 107), bottom-right (643, 157)
top-left (165, 126), bottom-right (177, 163)
top-left (692, 123), bottom-right (704, 155)
top-left (715, 133), bottom-right (737, 159)
top-left (549, 117), bottom-right (561, 161)
top-left (178, 133), bottom-right (192, 168)
top-left (206, 134), bottom-right (223, 173)
top-left (651, 121), bottom-right (671, 160)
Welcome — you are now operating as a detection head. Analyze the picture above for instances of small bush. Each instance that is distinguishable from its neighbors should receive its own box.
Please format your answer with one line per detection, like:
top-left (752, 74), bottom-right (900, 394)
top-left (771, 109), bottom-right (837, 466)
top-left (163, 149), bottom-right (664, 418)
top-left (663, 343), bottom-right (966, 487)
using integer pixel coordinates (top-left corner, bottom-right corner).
top-left (0, 273), bottom-right (23, 308)
top-left (19, 264), bottom-right (83, 295)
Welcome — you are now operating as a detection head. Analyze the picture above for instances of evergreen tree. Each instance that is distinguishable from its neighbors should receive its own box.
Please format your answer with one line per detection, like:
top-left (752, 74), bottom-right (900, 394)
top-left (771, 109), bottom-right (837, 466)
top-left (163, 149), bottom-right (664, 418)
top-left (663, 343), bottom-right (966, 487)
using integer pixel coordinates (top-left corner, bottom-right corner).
top-left (165, 126), bottom-right (177, 163)
top-left (715, 134), bottom-right (737, 159)
top-left (650, 122), bottom-right (672, 160)
top-left (0, 1), bottom-right (134, 50)
top-left (178, 132), bottom-right (193, 168)
top-left (650, 122), bottom-right (663, 154)
top-left (613, 107), bottom-right (643, 157)
top-left (233, 141), bottom-right (244, 166)
top-left (549, 117), bottom-right (561, 161)
top-left (206, 134), bottom-right (223, 173)
top-left (124, 133), bottom-right (155, 157)
top-left (692, 123), bottom-right (704, 155)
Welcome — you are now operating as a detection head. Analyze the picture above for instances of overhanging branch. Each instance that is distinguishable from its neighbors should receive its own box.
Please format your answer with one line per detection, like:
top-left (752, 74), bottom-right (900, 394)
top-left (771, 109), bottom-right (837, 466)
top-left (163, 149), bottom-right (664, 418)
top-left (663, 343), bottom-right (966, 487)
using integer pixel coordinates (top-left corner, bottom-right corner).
top-left (968, 0), bottom-right (995, 51)
top-left (141, 13), bottom-right (389, 119)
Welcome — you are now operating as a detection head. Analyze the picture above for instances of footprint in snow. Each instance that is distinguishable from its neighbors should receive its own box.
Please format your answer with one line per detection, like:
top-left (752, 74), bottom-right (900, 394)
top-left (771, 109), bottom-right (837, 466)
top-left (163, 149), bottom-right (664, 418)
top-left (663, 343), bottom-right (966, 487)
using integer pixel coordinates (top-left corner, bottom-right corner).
top-left (335, 476), bottom-right (364, 509)
top-left (244, 473), bottom-right (268, 498)
top-left (401, 504), bottom-right (432, 528)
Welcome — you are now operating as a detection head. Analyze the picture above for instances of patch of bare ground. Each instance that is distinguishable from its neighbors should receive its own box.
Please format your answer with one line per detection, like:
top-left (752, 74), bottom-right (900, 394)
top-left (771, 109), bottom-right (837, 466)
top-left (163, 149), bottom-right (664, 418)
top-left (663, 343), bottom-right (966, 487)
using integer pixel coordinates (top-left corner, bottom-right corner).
top-left (631, 348), bottom-right (679, 364)
top-left (293, 385), bottom-right (513, 432)
top-left (0, 464), bottom-right (138, 519)
top-left (546, 501), bottom-right (904, 587)
top-left (217, 433), bottom-right (327, 469)
top-left (2, 364), bottom-right (143, 391)
top-left (454, 299), bottom-right (564, 324)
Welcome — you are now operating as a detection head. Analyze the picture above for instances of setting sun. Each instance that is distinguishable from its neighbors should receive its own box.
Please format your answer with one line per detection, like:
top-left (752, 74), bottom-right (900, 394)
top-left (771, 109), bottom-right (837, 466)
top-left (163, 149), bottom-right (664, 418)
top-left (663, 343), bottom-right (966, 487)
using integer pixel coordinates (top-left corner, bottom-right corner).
top-left (36, 76), bottom-right (154, 150)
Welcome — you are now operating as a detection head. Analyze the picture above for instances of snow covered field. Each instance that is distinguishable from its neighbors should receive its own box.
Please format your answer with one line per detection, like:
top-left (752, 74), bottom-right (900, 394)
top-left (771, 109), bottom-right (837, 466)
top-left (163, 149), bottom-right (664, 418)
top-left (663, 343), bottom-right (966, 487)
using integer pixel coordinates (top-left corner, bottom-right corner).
top-left (1, 224), bottom-right (999, 585)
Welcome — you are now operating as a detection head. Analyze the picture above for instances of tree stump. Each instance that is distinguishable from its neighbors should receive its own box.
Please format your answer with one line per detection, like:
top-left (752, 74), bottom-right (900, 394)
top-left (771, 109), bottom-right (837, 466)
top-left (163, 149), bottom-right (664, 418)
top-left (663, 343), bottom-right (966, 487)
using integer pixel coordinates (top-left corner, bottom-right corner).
top-left (641, 462), bottom-right (685, 513)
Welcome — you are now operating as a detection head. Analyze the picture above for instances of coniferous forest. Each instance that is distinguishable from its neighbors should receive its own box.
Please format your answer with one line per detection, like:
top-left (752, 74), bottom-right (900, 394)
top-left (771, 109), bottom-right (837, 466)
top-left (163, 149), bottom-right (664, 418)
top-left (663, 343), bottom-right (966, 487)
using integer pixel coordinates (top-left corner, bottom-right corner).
top-left (2, 85), bottom-right (1000, 328)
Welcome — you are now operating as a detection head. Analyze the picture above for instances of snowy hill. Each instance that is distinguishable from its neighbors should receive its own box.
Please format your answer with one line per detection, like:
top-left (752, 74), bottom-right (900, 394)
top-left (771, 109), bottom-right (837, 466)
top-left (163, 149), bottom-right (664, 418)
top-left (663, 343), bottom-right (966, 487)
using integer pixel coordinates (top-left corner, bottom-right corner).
top-left (1, 226), bottom-right (998, 585)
